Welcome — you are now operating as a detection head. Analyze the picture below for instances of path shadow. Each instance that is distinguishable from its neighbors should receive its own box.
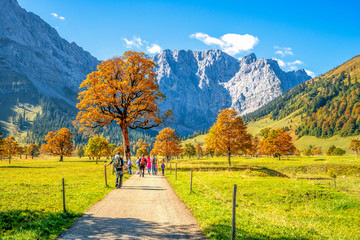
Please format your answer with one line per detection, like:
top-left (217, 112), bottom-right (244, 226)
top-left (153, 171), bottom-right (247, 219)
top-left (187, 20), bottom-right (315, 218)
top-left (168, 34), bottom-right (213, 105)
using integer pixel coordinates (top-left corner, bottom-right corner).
top-left (121, 186), bottom-right (166, 191)
top-left (57, 215), bottom-right (206, 239)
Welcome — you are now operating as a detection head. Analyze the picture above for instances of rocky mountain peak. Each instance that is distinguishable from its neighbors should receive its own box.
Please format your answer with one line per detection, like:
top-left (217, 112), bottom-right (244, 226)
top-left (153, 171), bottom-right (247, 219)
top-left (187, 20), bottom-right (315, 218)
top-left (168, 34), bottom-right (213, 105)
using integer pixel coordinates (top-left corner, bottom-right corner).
top-left (242, 53), bottom-right (257, 64)
top-left (153, 49), bottom-right (311, 134)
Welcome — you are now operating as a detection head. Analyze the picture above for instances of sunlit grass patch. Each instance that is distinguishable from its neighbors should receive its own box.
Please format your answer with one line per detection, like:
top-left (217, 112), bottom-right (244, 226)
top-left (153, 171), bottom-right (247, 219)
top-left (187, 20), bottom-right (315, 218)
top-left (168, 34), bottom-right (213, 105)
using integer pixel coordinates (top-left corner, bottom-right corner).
top-left (0, 157), bottom-right (128, 239)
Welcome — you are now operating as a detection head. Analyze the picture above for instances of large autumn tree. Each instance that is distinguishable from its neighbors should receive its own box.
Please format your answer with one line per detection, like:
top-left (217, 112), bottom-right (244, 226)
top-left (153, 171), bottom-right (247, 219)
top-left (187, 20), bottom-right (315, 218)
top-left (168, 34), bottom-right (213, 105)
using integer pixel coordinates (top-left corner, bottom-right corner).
top-left (152, 128), bottom-right (182, 161)
top-left (41, 128), bottom-right (74, 162)
top-left (206, 108), bottom-right (252, 166)
top-left (258, 128), bottom-right (296, 159)
top-left (75, 51), bottom-right (172, 160)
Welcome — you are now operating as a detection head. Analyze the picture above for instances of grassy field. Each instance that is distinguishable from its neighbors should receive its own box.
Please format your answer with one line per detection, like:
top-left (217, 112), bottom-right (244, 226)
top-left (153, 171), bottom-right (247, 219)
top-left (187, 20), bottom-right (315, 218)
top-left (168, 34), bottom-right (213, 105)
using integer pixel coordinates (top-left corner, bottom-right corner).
top-left (0, 156), bottom-right (129, 240)
top-left (165, 156), bottom-right (360, 239)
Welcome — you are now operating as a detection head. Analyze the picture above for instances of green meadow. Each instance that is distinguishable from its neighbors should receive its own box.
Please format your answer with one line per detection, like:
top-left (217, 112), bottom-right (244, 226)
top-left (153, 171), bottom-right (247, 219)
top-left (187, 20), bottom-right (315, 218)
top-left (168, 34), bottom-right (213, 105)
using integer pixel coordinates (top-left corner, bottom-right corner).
top-left (0, 157), bottom-right (128, 240)
top-left (165, 156), bottom-right (360, 239)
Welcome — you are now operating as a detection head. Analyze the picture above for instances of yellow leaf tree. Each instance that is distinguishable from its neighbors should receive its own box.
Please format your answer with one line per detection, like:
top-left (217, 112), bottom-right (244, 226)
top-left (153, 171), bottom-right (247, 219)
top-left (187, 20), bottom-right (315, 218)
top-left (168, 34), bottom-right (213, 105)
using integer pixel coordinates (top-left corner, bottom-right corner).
top-left (84, 135), bottom-right (111, 164)
top-left (75, 51), bottom-right (172, 161)
top-left (349, 139), bottom-right (360, 156)
top-left (41, 128), bottom-right (74, 162)
top-left (258, 128), bottom-right (296, 160)
top-left (136, 138), bottom-right (149, 156)
top-left (152, 128), bottom-right (182, 161)
top-left (195, 143), bottom-right (203, 158)
top-left (206, 108), bottom-right (252, 166)
top-left (3, 137), bottom-right (19, 164)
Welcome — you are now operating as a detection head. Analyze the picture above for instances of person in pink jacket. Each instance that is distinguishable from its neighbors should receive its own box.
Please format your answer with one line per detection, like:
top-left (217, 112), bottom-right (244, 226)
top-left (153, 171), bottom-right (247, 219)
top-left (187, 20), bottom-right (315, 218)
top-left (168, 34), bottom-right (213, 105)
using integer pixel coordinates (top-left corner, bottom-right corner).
top-left (146, 156), bottom-right (151, 175)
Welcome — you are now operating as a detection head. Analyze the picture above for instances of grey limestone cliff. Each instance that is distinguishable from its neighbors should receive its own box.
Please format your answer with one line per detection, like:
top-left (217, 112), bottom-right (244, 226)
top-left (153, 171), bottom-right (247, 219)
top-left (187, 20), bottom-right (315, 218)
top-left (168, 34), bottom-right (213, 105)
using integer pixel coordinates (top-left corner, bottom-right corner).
top-left (153, 49), bottom-right (311, 135)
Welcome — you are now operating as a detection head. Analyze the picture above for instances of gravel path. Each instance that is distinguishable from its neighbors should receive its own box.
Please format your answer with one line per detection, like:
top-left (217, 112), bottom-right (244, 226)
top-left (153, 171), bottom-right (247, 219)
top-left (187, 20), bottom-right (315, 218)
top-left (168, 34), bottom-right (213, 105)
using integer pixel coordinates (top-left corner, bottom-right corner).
top-left (57, 174), bottom-right (206, 240)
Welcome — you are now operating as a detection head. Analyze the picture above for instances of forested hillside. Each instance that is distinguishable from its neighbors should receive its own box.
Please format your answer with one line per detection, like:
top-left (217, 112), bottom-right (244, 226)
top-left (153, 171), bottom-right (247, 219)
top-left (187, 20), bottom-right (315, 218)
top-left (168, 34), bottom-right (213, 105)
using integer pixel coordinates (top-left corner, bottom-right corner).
top-left (244, 55), bottom-right (360, 138)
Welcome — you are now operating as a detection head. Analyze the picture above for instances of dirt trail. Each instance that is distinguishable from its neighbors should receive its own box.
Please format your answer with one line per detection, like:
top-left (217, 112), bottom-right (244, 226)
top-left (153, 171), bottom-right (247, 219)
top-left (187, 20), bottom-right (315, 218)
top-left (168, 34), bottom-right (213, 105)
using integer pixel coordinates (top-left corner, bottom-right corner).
top-left (57, 174), bottom-right (206, 240)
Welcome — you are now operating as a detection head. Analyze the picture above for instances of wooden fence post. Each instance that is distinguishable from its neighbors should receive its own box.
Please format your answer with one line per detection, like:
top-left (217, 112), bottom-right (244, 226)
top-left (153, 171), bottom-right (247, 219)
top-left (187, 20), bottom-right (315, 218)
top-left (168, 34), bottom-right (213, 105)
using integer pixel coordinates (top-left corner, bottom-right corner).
top-left (232, 184), bottom-right (237, 240)
top-left (190, 170), bottom-right (193, 193)
top-left (104, 165), bottom-right (107, 186)
top-left (62, 178), bottom-right (66, 213)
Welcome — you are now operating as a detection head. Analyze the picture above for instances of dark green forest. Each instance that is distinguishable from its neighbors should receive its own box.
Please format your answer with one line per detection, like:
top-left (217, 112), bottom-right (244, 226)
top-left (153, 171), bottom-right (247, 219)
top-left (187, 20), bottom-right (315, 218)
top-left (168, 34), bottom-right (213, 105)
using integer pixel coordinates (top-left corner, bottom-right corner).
top-left (244, 55), bottom-right (360, 138)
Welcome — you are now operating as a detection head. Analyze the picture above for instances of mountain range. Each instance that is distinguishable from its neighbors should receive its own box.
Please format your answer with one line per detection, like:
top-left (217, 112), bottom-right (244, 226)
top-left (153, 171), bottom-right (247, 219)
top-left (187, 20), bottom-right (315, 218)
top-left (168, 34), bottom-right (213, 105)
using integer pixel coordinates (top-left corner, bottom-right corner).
top-left (154, 50), bottom-right (310, 134)
top-left (0, 0), bottom-right (311, 142)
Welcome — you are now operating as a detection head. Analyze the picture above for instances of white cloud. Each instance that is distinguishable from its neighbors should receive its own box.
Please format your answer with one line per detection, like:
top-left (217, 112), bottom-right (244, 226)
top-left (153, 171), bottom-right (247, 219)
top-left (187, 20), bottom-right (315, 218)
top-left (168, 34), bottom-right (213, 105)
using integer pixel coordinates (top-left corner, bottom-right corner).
top-left (305, 69), bottom-right (316, 78)
top-left (146, 44), bottom-right (162, 54)
top-left (289, 60), bottom-right (303, 65)
top-left (273, 58), bottom-right (286, 67)
top-left (273, 58), bottom-right (304, 70)
top-left (189, 32), bottom-right (259, 56)
top-left (123, 36), bottom-right (143, 49)
top-left (122, 36), bottom-right (162, 55)
top-left (274, 46), bottom-right (293, 57)
top-left (51, 12), bottom-right (65, 20)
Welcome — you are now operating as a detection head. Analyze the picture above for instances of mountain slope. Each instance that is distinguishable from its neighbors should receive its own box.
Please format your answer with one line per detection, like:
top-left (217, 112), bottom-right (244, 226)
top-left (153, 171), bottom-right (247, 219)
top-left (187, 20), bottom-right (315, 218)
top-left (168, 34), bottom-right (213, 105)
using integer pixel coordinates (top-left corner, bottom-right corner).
top-left (0, 0), bottom-right (100, 143)
top-left (0, 0), bottom-right (99, 101)
top-left (153, 49), bottom-right (310, 135)
top-left (244, 54), bottom-right (360, 138)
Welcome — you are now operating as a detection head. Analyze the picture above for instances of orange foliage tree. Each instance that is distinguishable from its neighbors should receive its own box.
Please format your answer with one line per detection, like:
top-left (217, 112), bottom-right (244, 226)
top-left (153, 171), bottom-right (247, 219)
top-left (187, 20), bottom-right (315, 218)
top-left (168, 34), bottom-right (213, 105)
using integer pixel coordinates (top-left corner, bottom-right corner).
top-left (258, 128), bottom-right (296, 159)
top-left (75, 51), bottom-right (172, 161)
top-left (206, 108), bottom-right (252, 166)
top-left (151, 128), bottom-right (182, 161)
top-left (349, 139), bottom-right (360, 156)
top-left (3, 137), bottom-right (19, 164)
top-left (41, 128), bottom-right (74, 161)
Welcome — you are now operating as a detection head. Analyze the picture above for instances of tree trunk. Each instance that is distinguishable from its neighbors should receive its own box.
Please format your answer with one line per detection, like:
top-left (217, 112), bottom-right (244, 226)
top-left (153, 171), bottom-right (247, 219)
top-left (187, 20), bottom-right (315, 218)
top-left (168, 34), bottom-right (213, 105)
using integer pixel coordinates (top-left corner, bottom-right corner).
top-left (19, 154), bottom-right (22, 159)
top-left (121, 125), bottom-right (131, 160)
top-left (228, 153), bottom-right (231, 166)
top-left (31, 155), bottom-right (33, 159)
top-left (25, 154), bottom-right (28, 159)
top-left (278, 155), bottom-right (281, 160)
top-left (9, 157), bottom-right (11, 164)
top-left (60, 155), bottom-right (63, 162)
top-left (96, 157), bottom-right (98, 164)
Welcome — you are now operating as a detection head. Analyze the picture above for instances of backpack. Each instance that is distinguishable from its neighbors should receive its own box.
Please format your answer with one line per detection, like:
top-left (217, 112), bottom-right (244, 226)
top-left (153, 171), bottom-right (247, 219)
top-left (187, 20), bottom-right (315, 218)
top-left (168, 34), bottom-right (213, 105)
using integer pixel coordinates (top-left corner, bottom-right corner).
top-left (113, 156), bottom-right (123, 170)
top-left (140, 157), bottom-right (146, 167)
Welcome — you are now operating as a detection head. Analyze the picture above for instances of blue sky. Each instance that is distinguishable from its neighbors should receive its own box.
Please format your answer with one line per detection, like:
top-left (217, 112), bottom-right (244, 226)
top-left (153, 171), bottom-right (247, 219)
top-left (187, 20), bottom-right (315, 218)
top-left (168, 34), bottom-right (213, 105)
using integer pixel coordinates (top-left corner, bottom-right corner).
top-left (18, 0), bottom-right (360, 76)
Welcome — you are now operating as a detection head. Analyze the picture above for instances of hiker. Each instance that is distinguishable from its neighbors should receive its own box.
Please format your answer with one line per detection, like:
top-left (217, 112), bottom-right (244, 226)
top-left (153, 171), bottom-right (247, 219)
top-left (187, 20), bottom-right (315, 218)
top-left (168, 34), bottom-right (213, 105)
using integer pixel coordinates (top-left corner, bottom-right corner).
top-left (161, 161), bottom-right (165, 176)
top-left (151, 156), bottom-right (156, 175)
top-left (147, 155), bottom-right (152, 175)
top-left (139, 154), bottom-right (146, 177)
top-left (106, 151), bottom-right (124, 188)
top-left (127, 157), bottom-right (133, 175)
top-left (136, 157), bottom-right (140, 175)
top-left (155, 162), bottom-right (158, 175)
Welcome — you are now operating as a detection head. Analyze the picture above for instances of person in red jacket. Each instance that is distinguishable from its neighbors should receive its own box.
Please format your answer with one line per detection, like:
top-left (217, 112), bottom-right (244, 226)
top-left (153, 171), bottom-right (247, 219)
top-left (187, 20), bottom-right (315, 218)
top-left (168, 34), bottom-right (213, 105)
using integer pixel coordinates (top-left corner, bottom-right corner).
top-left (139, 155), bottom-right (146, 177)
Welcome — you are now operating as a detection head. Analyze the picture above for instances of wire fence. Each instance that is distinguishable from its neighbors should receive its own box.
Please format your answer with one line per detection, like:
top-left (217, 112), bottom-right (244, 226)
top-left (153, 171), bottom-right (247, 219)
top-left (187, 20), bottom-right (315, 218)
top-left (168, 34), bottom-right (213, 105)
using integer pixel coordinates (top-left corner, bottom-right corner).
top-left (171, 164), bottom-right (303, 240)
